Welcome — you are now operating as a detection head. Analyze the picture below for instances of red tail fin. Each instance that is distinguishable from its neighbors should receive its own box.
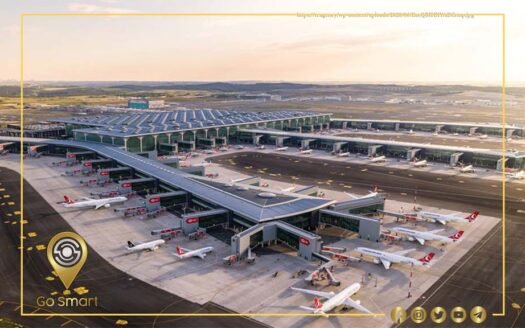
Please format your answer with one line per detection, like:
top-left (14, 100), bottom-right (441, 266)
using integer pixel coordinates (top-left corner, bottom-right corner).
top-left (449, 231), bottom-right (464, 240)
top-left (465, 211), bottom-right (479, 222)
top-left (176, 246), bottom-right (185, 255)
top-left (373, 185), bottom-right (379, 193)
top-left (419, 252), bottom-right (435, 263)
top-left (313, 297), bottom-right (323, 309)
top-left (63, 195), bottom-right (74, 204)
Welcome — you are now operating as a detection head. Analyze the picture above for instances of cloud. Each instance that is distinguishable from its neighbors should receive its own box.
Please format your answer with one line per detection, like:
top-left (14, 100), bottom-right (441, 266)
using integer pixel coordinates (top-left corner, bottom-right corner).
top-left (68, 3), bottom-right (137, 14)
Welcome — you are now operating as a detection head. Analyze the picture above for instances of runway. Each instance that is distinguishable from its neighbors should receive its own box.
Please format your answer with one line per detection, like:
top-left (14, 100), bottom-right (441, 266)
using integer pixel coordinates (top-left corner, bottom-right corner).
top-left (212, 152), bottom-right (525, 327)
top-left (0, 167), bottom-right (267, 328)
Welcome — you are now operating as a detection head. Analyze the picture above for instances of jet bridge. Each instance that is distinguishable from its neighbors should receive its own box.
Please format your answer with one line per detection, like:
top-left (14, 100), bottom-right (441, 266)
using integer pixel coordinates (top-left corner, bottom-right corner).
top-left (181, 208), bottom-right (229, 234)
top-left (66, 151), bottom-right (96, 166)
top-left (97, 167), bottom-right (133, 185)
top-left (118, 177), bottom-right (157, 195)
top-left (368, 145), bottom-right (382, 157)
top-left (81, 158), bottom-right (113, 174)
top-left (231, 221), bottom-right (323, 261)
top-left (407, 148), bottom-right (421, 161)
top-left (300, 139), bottom-right (317, 150)
top-left (320, 209), bottom-right (381, 242)
top-left (450, 152), bottom-right (464, 166)
top-left (332, 142), bottom-right (348, 153)
top-left (146, 191), bottom-right (188, 212)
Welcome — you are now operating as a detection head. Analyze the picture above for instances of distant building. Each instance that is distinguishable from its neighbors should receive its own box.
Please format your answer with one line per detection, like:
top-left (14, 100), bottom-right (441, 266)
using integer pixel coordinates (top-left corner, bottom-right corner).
top-left (128, 99), bottom-right (165, 109)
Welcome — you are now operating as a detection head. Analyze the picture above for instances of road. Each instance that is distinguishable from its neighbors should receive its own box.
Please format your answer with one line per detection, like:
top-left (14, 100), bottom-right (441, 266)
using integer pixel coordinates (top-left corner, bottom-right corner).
top-left (212, 152), bottom-right (525, 327)
top-left (0, 166), bottom-right (267, 328)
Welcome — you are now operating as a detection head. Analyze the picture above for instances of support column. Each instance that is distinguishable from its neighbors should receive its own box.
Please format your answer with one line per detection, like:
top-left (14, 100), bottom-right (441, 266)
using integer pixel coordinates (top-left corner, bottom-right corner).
top-left (111, 137), bottom-right (115, 145)
top-left (138, 137), bottom-right (143, 152)
top-left (153, 135), bottom-right (158, 150)
top-left (124, 138), bottom-right (128, 151)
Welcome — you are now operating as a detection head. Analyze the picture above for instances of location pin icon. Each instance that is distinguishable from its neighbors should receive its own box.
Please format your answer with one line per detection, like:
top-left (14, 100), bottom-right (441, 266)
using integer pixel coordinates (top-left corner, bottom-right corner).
top-left (47, 232), bottom-right (88, 290)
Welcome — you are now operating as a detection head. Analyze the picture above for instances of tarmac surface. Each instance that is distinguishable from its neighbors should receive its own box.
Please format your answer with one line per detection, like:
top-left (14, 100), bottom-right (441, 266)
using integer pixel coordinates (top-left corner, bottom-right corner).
top-left (0, 167), bottom-right (267, 328)
top-left (212, 152), bottom-right (525, 328)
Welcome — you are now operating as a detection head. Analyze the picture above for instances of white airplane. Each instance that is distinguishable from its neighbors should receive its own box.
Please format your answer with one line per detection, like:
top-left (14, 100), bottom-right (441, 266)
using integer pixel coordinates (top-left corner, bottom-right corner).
top-left (280, 185), bottom-right (295, 192)
top-left (173, 245), bottom-right (214, 260)
top-left (479, 134), bottom-right (488, 139)
top-left (369, 155), bottom-right (386, 163)
top-left (459, 165), bottom-right (475, 173)
top-left (300, 149), bottom-right (313, 155)
top-left (506, 170), bottom-right (525, 180)
top-left (256, 145), bottom-right (266, 150)
top-left (344, 186), bottom-right (379, 200)
top-left (406, 129), bottom-right (415, 134)
top-left (337, 152), bottom-right (350, 157)
top-left (291, 283), bottom-right (372, 315)
top-left (126, 239), bottom-right (165, 252)
top-left (416, 210), bottom-right (479, 225)
top-left (356, 247), bottom-right (435, 270)
top-left (63, 195), bottom-right (127, 210)
top-left (391, 227), bottom-right (464, 245)
top-left (276, 146), bottom-right (289, 151)
top-left (191, 161), bottom-right (212, 167)
top-left (412, 160), bottom-right (428, 168)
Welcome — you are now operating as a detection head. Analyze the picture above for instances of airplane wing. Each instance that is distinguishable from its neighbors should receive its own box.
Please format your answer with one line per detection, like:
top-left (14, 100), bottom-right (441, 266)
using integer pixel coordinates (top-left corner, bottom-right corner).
top-left (415, 237), bottom-right (426, 246)
top-left (379, 258), bottom-right (391, 270)
top-left (291, 287), bottom-right (335, 299)
top-left (428, 229), bottom-right (445, 234)
top-left (343, 298), bottom-right (372, 314)
top-left (95, 202), bottom-right (106, 210)
top-left (344, 192), bottom-right (358, 200)
top-left (197, 253), bottom-right (206, 259)
top-left (394, 248), bottom-right (416, 256)
top-left (436, 218), bottom-right (448, 225)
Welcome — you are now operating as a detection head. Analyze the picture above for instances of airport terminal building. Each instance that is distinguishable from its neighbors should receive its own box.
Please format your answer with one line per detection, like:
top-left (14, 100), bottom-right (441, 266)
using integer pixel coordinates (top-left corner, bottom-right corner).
top-left (48, 108), bottom-right (525, 170)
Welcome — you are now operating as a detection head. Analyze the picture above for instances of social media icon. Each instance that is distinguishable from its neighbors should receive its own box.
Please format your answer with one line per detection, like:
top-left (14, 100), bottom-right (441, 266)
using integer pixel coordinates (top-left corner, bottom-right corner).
top-left (451, 306), bottom-right (467, 323)
top-left (430, 306), bottom-right (447, 324)
top-left (470, 306), bottom-right (487, 324)
top-left (390, 306), bottom-right (407, 324)
top-left (410, 306), bottom-right (427, 324)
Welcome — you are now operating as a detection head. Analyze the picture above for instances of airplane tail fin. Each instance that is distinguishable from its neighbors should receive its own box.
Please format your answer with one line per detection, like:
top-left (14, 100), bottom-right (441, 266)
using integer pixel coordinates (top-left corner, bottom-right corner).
top-left (465, 211), bottom-right (479, 222)
top-left (449, 231), bottom-right (464, 240)
top-left (127, 241), bottom-right (134, 248)
top-left (176, 245), bottom-right (185, 255)
top-left (373, 185), bottom-right (378, 193)
top-left (313, 297), bottom-right (323, 309)
top-left (63, 195), bottom-right (74, 204)
top-left (419, 252), bottom-right (435, 263)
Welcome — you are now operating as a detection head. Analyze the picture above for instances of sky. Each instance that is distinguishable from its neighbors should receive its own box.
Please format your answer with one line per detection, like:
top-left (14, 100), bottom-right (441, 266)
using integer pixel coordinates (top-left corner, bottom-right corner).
top-left (1, 0), bottom-right (524, 84)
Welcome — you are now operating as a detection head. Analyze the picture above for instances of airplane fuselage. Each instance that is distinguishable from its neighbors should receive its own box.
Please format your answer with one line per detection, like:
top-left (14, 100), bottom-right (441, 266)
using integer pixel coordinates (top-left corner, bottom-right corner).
top-left (64, 196), bottom-right (127, 209)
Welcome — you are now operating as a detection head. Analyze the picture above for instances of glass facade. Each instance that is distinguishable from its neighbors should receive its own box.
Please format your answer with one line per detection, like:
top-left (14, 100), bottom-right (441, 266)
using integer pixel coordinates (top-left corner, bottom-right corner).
top-left (320, 212), bottom-right (360, 233)
top-left (276, 228), bottom-right (299, 249)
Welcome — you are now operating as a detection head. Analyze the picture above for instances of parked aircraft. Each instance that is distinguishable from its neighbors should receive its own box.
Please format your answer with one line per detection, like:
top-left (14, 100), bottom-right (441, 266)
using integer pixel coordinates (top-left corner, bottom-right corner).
top-left (391, 227), bottom-right (464, 245)
top-left (506, 170), bottom-right (525, 180)
top-left (173, 245), bottom-right (214, 259)
top-left (337, 152), bottom-right (350, 157)
top-left (344, 185), bottom-right (379, 200)
top-left (63, 195), bottom-right (127, 210)
top-left (126, 239), bottom-right (165, 252)
top-left (276, 146), bottom-right (289, 151)
top-left (411, 160), bottom-right (428, 168)
top-left (369, 155), bottom-right (386, 163)
top-left (291, 283), bottom-right (372, 315)
top-left (300, 149), bottom-right (313, 155)
top-left (416, 210), bottom-right (479, 225)
top-left (355, 247), bottom-right (435, 270)
top-left (459, 165), bottom-right (475, 173)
